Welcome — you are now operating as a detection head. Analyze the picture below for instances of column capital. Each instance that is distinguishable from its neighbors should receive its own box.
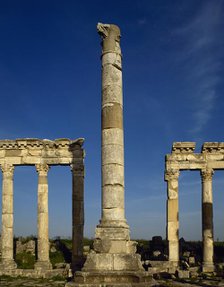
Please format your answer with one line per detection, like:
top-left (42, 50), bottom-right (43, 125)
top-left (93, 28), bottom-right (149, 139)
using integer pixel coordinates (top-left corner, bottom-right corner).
top-left (1, 163), bottom-right (14, 177)
top-left (201, 168), bottom-right (214, 182)
top-left (35, 163), bottom-right (49, 175)
top-left (165, 169), bottom-right (179, 181)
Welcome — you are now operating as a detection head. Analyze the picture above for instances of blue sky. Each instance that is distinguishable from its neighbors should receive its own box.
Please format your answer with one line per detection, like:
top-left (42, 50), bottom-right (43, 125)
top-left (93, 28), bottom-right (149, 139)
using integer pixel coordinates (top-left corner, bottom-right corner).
top-left (0, 0), bottom-right (224, 240)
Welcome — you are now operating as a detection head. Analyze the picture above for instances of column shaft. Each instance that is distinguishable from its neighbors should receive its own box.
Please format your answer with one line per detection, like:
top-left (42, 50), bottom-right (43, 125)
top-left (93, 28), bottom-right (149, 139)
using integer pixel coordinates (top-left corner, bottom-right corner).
top-left (71, 154), bottom-right (84, 272)
top-left (99, 23), bottom-right (126, 228)
top-left (165, 169), bottom-right (179, 266)
top-left (201, 168), bottom-right (214, 272)
top-left (0, 164), bottom-right (17, 269)
top-left (35, 163), bottom-right (52, 270)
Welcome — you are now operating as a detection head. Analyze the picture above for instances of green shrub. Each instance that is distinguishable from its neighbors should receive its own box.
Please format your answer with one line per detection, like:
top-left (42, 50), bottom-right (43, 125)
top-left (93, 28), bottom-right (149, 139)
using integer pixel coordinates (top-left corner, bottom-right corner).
top-left (15, 252), bottom-right (35, 269)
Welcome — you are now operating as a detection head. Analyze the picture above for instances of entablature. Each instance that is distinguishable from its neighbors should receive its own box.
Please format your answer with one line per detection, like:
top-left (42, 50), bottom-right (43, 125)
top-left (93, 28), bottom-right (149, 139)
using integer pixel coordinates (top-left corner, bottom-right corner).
top-left (166, 142), bottom-right (224, 171)
top-left (0, 138), bottom-right (84, 166)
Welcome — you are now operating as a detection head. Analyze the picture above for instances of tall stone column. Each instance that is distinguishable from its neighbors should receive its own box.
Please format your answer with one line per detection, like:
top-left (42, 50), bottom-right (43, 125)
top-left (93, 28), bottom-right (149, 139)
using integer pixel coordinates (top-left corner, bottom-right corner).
top-left (0, 164), bottom-right (17, 269)
top-left (77, 23), bottom-right (144, 277)
top-left (165, 169), bottom-right (180, 266)
top-left (69, 23), bottom-right (152, 287)
top-left (99, 23), bottom-right (126, 229)
top-left (70, 143), bottom-right (85, 272)
top-left (35, 163), bottom-right (52, 270)
top-left (201, 168), bottom-right (214, 272)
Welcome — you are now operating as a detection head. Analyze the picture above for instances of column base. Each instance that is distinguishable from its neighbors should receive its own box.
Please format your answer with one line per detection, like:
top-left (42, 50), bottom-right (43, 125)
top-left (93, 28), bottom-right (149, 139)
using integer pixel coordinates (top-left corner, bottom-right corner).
top-left (72, 256), bottom-right (86, 273)
top-left (34, 260), bottom-right (52, 271)
top-left (83, 252), bottom-right (143, 272)
top-left (0, 259), bottom-right (17, 270)
top-left (66, 270), bottom-right (153, 287)
top-left (202, 263), bottom-right (215, 273)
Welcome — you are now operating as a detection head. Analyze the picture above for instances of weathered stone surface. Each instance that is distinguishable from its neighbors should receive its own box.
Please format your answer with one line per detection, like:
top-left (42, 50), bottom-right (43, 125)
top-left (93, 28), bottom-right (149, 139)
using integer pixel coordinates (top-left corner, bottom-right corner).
top-left (165, 142), bottom-right (224, 271)
top-left (0, 138), bottom-right (85, 277)
top-left (69, 22), bottom-right (150, 286)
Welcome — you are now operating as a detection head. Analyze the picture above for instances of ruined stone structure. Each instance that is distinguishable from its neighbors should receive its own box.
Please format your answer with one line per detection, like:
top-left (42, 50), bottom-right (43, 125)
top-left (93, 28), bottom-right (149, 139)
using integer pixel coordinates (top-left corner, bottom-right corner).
top-left (67, 23), bottom-right (152, 287)
top-left (0, 138), bottom-right (84, 276)
top-left (165, 142), bottom-right (224, 272)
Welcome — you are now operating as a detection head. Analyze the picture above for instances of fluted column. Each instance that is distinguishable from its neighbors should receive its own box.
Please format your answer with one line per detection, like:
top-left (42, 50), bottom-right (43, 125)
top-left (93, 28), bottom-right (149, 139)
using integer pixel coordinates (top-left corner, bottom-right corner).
top-left (70, 145), bottom-right (85, 272)
top-left (0, 164), bottom-right (17, 269)
top-left (35, 163), bottom-right (52, 270)
top-left (201, 168), bottom-right (214, 272)
top-left (165, 169), bottom-right (180, 266)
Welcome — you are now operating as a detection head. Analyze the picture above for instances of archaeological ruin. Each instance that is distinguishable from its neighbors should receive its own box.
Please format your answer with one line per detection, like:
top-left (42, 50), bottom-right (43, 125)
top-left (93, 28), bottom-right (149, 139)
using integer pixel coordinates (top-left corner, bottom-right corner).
top-left (1, 22), bottom-right (224, 285)
top-left (0, 138), bottom-right (84, 276)
top-left (165, 141), bottom-right (224, 273)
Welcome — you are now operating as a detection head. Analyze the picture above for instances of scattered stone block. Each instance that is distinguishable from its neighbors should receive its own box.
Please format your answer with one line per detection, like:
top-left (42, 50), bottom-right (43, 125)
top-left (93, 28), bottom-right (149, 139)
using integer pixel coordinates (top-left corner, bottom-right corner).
top-left (177, 270), bottom-right (190, 279)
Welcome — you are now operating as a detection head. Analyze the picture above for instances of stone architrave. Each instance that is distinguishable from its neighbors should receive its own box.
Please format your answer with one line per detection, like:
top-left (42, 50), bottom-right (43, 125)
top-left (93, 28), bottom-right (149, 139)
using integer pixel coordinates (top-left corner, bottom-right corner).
top-left (34, 163), bottom-right (52, 270)
top-left (201, 168), bottom-right (214, 272)
top-left (68, 23), bottom-right (152, 287)
top-left (165, 169), bottom-right (180, 266)
top-left (70, 143), bottom-right (85, 272)
top-left (0, 163), bottom-right (17, 269)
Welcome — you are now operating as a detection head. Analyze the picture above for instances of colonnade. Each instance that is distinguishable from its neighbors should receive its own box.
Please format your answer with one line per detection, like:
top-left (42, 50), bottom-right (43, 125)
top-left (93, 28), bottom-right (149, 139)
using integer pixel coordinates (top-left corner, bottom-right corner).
top-left (0, 138), bottom-right (84, 273)
top-left (165, 142), bottom-right (223, 272)
top-left (165, 167), bottom-right (214, 272)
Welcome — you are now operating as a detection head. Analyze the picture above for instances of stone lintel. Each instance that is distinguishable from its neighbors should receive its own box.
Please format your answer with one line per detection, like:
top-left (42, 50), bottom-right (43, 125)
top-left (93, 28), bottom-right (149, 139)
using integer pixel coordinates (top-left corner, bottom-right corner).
top-left (172, 142), bottom-right (196, 154)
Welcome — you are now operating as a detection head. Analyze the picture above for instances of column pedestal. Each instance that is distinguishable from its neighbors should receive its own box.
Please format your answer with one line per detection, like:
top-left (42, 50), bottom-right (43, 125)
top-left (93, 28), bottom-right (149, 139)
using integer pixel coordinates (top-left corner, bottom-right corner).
top-left (0, 164), bottom-right (17, 270)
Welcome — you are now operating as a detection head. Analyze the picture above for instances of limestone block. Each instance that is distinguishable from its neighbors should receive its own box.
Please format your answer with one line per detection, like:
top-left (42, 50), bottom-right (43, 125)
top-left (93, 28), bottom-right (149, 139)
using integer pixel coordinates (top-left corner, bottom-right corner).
top-left (0, 150), bottom-right (5, 157)
top-left (102, 103), bottom-right (123, 129)
top-left (102, 144), bottom-right (124, 165)
top-left (168, 240), bottom-right (179, 262)
top-left (2, 196), bottom-right (13, 213)
top-left (177, 270), bottom-right (190, 279)
top-left (102, 164), bottom-right (124, 186)
top-left (102, 207), bottom-right (124, 221)
top-left (2, 214), bottom-right (13, 228)
top-left (167, 222), bottom-right (179, 240)
top-left (5, 150), bottom-right (22, 157)
top-left (83, 253), bottom-right (114, 271)
top-left (188, 256), bottom-right (195, 265)
top-left (102, 128), bottom-right (123, 145)
top-left (95, 225), bottom-right (130, 240)
top-left (102, 84), bottom-right (123, 106)
top-left (102, 65), bottom-right (122, 88)
top-left (38, 213), bottom-right (49, 234)
top-left (167, 199), bottom-right (178, 221)
top-left (102, 52), bottom-right (121, 66)
top-left (113, 254), bottom-right (143, 271)
top-left (102, 185), bottom-right (124, 208)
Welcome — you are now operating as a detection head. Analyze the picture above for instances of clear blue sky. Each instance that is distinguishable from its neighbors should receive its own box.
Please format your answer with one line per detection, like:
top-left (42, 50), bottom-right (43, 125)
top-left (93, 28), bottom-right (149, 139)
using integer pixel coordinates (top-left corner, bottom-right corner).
top-left (0, 0), bottom-right (224, 240)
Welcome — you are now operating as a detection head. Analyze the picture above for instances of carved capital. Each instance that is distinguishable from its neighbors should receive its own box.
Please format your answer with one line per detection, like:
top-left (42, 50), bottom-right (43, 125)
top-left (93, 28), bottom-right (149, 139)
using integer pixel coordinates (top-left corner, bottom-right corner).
top-left (201, 168), bottom-right (214, 182)
top-left (97, 23), bottom-right (121, 54)
top-left (36, 163), bottom-right (49, 175)
top-left (1, 163), bottom-right (14, 177)
top-left (165, 169), bottom-right (180, 181)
